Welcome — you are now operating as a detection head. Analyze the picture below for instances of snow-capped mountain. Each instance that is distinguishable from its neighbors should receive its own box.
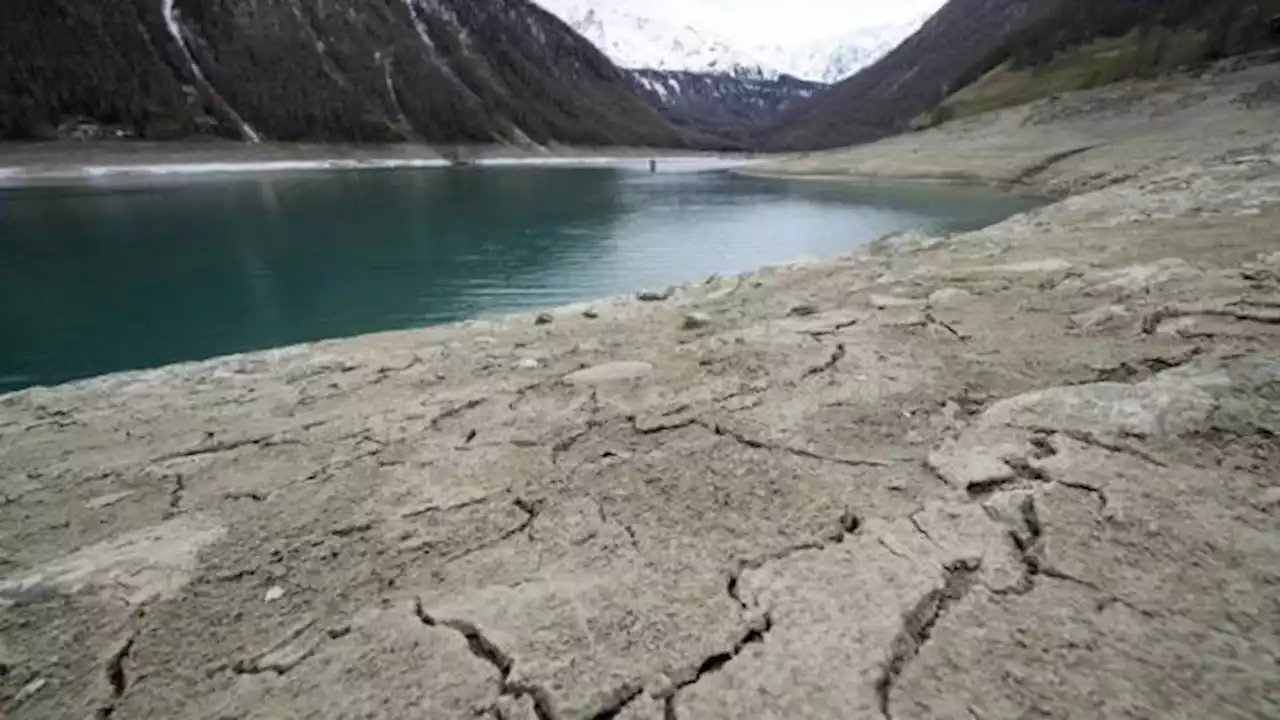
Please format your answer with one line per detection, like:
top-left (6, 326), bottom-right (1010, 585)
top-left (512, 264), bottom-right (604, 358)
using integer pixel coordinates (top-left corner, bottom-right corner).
top-left (545, 3), bottom-right (774, 79)
top-left (536, 0), bottom-right (929, 83)
top-left (628, 68), bottom-right (824, 148)
top-left (759, 20), bottom-right (932, 84)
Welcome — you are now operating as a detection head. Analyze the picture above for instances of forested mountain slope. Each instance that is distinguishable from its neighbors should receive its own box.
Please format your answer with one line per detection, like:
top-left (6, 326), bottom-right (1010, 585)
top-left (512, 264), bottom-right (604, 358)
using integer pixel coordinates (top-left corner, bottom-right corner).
top-left (629, 70), bottom-right (824, 149)
top-left (762, 0), bottom-right (1280, 151)
top-left (928, 0), bottom-right (1280, 123)
top-left (0, 0), bottom-right (683, 147)
top-left (758, 0), bottom-right (1051, 151)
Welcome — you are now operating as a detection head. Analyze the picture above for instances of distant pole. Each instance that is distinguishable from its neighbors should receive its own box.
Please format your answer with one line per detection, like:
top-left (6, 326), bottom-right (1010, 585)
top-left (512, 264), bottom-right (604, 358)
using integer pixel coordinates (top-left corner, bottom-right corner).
top-left (649, 158), bottom-right (657, 173)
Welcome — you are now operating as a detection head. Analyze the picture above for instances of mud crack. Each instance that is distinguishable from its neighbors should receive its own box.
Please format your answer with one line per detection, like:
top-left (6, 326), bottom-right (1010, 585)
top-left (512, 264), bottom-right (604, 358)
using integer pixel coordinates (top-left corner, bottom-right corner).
top-left (727, 509), bottom-right (861, 609)
top-left (1012, 425), bottom-right (1168, 467)
top-left (804, 318), bottom-right (862, 339)
top-left (1089, 348), bottom-right (1203, 383)
top-left (804, 342), bottom-right (847, 378)
top-left (153, 433), bottom-right (298, 463)
top-left (664, 614), bottom-right (773, 720)
top-left (95, 630), bottom-right (138, 719)
top-left (704, 421), bottom-right (890, 468)
top-left (924, 312), bottom-right (967, 340)
top-left (166, 473), bottom-right (187, 516)
top-left (1142, 303), bottom-right (1280, 334)
top-left (414, 601), bottom-right (558, 720)
top-left (875, 559), bottom-right (979, 719)
top-left (428, 397), bottom-right (488, 431)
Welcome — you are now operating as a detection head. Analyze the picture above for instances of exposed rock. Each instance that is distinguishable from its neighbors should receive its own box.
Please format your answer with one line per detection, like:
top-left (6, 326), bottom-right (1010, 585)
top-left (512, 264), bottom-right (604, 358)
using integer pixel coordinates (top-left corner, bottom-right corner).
top-left (927, 430), bottom-right (1033, 492)
top-left (1254, 487), bottom-right (1280, 511)
top-left (788, 304), bottom-right (820, 317)
top-left (582, 308), bottom-right (601, 319)
top-left (977, 362), bottom-right (1233, 438)
top-left (682, 312), bottom-right (713, 330)
top-left (0, 517), bottom-right (224, 607)
top-left (927, 287), bottom-right (973, 307)
top-left (973, 258), bottom-right (1074, 275)
top-left (1070, 303), bottom-right (1134, 332)
top-left (534, 312), bottom-right (554, 326)
top-left (636, 288), bottom-right (675, 302)
top-left (870, 294), bottom-right (928, 310)
top-left (86, 491), bottom-right (135, 510)
top-left (564, 361), bottom-right (654, 385)
top-left (1081, 258), bottom-right (1201, 299)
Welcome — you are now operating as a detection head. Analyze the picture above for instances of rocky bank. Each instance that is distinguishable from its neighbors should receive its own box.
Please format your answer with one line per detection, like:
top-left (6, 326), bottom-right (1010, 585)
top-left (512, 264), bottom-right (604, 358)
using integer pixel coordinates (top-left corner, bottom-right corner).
top-left (2, 62), bottom-right (1279, 719)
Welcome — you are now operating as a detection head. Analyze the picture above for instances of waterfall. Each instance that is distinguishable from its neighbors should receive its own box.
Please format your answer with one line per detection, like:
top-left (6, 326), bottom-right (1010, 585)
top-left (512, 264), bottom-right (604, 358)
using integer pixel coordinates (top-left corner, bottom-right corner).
top-left (161, 0), bottom-right (263, 143)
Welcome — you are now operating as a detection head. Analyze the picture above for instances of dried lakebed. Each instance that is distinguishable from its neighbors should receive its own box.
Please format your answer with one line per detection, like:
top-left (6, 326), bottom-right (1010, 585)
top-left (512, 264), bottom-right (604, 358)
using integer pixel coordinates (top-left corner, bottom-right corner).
top-left (2, 62), bottom-right (1279, 719)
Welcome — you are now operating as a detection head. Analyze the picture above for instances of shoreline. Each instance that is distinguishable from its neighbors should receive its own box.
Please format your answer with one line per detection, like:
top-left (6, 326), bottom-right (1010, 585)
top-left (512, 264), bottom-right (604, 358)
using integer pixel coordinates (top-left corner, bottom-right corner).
top-left (2, 63), bottom-right (1278, 719)
top-left (0, 141), bottom-right (758, 185)
top-left (731, 165), bottom-right (1062, 199)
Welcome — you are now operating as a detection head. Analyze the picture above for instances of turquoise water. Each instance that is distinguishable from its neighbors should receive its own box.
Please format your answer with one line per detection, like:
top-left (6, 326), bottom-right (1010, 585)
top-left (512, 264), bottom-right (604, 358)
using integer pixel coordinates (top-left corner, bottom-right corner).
top-left (0, 163), bottom-right (1039, 393)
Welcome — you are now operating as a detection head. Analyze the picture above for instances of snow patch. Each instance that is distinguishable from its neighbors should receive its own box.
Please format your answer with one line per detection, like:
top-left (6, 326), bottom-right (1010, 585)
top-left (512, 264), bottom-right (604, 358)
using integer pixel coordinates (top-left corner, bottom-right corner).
top-left (161, 0), bottom-right (262, 143)
top-left (536, 0), bottom-right (931, 83)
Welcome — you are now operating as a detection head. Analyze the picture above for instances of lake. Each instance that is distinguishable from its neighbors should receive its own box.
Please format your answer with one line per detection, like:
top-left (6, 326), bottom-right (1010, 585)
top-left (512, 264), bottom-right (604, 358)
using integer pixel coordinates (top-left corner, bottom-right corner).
top-left (0, 161), bottom-right (1040, 393)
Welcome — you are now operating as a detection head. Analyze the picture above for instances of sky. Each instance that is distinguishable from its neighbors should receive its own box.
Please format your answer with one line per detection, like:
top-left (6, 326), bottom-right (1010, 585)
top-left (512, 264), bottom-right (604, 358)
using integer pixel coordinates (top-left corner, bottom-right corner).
top-left (630, 0), bottom-right (947, 44)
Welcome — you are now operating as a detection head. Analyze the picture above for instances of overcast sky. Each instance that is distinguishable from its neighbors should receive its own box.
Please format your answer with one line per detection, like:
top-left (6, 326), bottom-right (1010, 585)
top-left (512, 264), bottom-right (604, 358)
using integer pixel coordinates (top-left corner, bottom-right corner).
top-left (637, 0), bottom-right (947, 43)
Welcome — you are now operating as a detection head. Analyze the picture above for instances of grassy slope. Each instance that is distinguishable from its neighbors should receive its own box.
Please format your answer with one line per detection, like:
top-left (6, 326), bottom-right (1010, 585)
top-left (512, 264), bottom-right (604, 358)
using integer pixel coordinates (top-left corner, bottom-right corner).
top-left (914, 0), bottom-right (1280, 128)
top-left (924, 29), bottom-right (1208, 124)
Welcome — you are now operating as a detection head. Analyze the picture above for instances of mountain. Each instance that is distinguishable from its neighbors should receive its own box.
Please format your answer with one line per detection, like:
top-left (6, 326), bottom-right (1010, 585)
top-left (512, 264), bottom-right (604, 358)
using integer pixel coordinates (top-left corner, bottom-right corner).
top-left (0, 0), bottom-right (683, 147)
top-left (752, 18), bottom-right (934, 84)
top-left (763, 0), bottom-right (1280, 151)
top-left (760, 0), bottom-right (1053, 150)
top-left (535, 0), bottom-right (926, 83)
top-left (927, 0), bottom-right (1280, 125)
top-left (538, 2), bottom-right (773, 78)
top-left (629, 69), bottom-right (825, 148)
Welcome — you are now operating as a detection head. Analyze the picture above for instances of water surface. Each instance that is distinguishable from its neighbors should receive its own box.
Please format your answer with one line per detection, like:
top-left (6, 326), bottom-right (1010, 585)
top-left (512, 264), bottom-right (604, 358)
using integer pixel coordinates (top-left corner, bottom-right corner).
top-left (0, 162), bottom-right (1039, 392)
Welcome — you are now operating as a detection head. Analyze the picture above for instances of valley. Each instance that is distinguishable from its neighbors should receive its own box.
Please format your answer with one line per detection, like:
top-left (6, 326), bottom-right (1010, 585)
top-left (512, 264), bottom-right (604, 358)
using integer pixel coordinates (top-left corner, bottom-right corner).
top-left (1, 1), bottom-right (1279, 719)
top-left (2, 57), bottom-right (1279, 720)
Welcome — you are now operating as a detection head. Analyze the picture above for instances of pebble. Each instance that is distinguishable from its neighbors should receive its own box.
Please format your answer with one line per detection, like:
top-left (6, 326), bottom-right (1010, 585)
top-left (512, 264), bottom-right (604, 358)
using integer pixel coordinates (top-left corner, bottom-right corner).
top-left (265, 586), bottom-right (286, 603)
top-left (582, 308), bottom-right (600, 319)
top-left (13, 678), bottom-right (47, 704)
top-left (788, 304), bottom-right (819, 317)
top-left (534, 312), bottom-right (554, 325)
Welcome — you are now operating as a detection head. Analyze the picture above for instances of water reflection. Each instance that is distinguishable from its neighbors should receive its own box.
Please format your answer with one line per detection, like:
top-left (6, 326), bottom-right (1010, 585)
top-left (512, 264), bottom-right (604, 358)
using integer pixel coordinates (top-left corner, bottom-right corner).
top-left (0, 166), bottom-right (1040, 391)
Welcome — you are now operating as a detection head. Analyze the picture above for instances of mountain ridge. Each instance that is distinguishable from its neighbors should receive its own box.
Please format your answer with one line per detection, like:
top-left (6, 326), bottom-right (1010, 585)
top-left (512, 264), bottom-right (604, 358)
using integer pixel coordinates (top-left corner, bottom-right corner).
top-left (535, 0), bottom-right (927, 83)
top-left (0, 0), bottom-right (683, 147)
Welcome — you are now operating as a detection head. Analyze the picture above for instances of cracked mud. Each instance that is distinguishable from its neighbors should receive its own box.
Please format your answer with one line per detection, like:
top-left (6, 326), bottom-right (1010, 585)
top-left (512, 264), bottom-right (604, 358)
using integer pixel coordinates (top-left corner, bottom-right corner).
top-left (3, 63), bottom-right (1280, 719)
